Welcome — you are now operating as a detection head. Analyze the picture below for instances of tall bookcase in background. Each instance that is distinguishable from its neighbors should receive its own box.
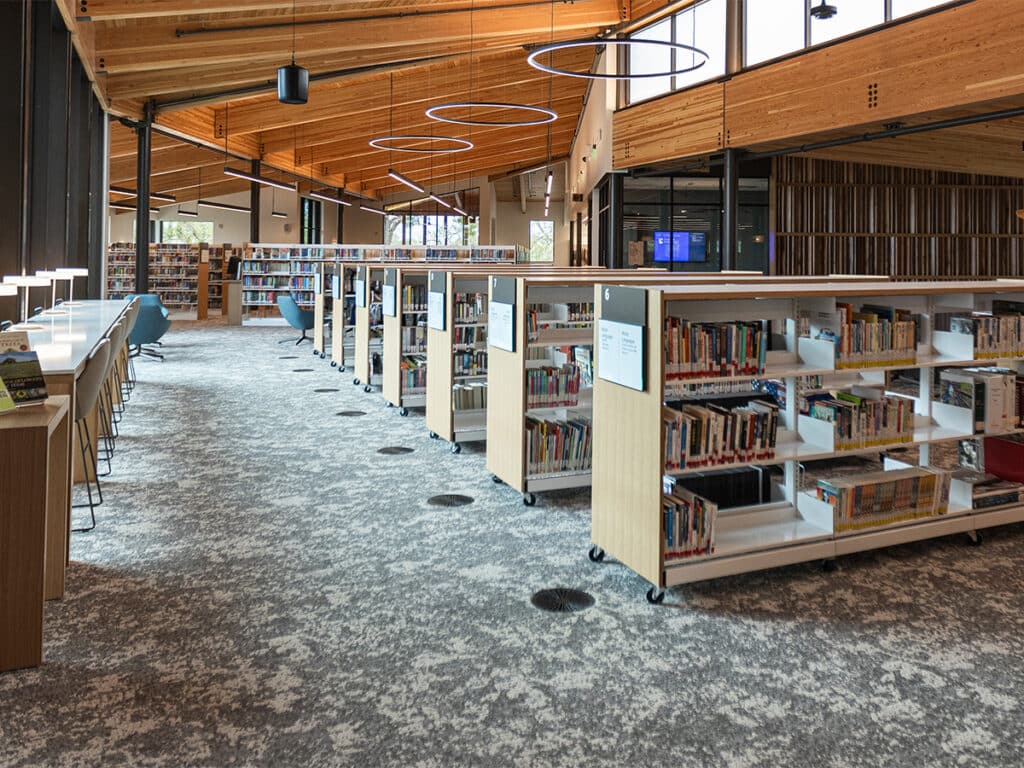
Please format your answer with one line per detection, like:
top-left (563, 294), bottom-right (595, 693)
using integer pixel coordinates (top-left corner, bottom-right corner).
top-left (106, 242), bottom-right (241, 312)
top-left (590, 279), bottom-right (1024, 603)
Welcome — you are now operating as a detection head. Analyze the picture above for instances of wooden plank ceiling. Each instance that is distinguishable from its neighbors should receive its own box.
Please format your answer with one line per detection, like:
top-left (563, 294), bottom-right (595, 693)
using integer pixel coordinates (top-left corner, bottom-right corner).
top-left (83, 0), bottom-right (631, 209)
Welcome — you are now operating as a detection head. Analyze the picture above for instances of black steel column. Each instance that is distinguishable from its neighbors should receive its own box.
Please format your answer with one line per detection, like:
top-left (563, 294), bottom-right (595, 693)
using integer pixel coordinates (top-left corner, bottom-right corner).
top-left (86, 106), bottom-right (105, 298)
top-left (336, 199), bottom-right (344, 243)
top-left (575, 212), bottom-right (582, 267)
top-left (607, 174), bottom-right (622, 269)
top-left (249, 159), bottom-right (260, 242)
top-left (722, 148), bottom-right (739, 271)
top-left (135, 102), bottom-right (153, 293)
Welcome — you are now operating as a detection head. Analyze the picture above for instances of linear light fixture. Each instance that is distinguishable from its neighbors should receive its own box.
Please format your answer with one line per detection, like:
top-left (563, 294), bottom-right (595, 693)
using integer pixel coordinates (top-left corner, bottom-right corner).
top-left (110, 200), bottom-right (159, 214)
top-left (309, 190), bottom-right (352, 207)
top-left (109, 185), bottom-right (177, 203)
top-left (177, 205), bottom-right (199, 218)
top-left (429, 193), bottom-right (452, 210)
top-left (223, 166), bottom-right (297, 192)
top-left (360, 203), bottom-right (386, 215)
top-left (198, 199), bottom-right (251, 213)
top-left (388, 168), bottom-right (426, 194)
top-left (272, 210), bottom-right (288, 218)
top-left (452, 206), bottom-right (468, 217)
top-left (545, 170), bottom-right (553, 196)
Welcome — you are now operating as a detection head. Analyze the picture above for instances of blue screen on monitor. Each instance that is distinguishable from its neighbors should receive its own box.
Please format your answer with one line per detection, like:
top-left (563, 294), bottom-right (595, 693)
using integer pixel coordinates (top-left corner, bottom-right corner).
top-left (653, 231), bottom-right (707, 263)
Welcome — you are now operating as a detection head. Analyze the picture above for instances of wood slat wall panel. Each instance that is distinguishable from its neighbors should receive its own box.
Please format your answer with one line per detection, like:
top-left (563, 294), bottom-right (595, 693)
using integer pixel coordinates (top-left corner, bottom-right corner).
top-left (612, 82), bottom-right (724, 169)
top-left (773, 157), bottom-right (1024, 278)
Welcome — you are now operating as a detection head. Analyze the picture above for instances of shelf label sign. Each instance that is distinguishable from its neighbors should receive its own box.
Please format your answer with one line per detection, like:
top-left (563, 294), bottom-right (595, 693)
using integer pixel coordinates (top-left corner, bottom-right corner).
top-left (428, 291), bottom-right (446, 331)
top-left (331, 275), bottom-right (341, 300)
top-left (382, 284), bottom-right (397, 317)
top-left (598, 318), bottom-right (645, 392)
top-left (354, 279), bottom-right (366, 308)
top-left (314, 272), bottom-right (322, 295)
top-left (489, 301), bottom-right (515, 352)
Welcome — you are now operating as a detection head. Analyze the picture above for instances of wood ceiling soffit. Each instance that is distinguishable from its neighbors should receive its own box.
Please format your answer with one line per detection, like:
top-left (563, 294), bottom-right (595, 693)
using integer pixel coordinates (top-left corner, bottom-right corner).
top-left (92, 1), bottom-right (622, 75)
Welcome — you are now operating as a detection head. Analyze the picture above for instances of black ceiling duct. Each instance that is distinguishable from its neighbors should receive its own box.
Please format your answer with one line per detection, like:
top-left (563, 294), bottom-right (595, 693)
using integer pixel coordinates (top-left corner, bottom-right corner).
top-left (277, 63), bottom-right (309, 105)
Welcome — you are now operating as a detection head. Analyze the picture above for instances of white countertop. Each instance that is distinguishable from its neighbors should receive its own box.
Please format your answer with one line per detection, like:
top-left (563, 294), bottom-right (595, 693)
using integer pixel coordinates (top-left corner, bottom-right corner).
top-left (19, 300), bottom-right (132, 377)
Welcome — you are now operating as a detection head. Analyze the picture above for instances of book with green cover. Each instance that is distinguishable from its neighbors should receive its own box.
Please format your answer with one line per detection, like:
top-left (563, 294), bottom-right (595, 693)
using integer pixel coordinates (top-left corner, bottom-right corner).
top-left (0, 378), bottom-right (15, 415)
top-left (0, 349), bottom-right (48, 406)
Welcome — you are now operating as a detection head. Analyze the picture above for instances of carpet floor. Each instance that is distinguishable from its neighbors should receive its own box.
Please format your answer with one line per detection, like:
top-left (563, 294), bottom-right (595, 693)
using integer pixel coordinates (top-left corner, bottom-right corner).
top-left (2, 324), bottom-right (1023, 768)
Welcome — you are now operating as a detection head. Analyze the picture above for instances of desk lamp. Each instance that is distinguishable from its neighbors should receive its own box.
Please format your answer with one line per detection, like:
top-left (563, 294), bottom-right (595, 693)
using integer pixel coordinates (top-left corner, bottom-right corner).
top-left (36, 270), bottom-right (69, 315)
top-left (3, 274), bottom-right (52, 330)
top-left (54, 267), bottom-right (89, 306)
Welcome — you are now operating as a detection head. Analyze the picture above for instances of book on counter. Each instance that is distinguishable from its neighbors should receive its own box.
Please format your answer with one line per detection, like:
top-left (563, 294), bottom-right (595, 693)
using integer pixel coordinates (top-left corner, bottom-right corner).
top-left (0, 332), bottom-right (47, 407)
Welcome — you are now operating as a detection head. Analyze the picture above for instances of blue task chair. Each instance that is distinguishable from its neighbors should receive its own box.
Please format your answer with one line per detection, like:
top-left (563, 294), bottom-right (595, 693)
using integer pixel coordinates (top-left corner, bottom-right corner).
top-left (276, 294), bottom-right (315, 345)
top-left (126, 293), bottom-right (171, 360)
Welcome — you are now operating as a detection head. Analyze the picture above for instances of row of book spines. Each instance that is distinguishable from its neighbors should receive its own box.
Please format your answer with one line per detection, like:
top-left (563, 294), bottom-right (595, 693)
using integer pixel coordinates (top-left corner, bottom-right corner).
top-left (454, 295), bottom-right (486, 320)
top-left (454, 351), bottom-right (487, 375)
top-left (664, 319), bottom-right (768, 379)
top-left (807, 394), bottom-right (915, 443)
top-left (525, 415), bottom-right (592, 475)
top-left (565, 303), bottom-right (595, 322)
top-left (662, 488), bottom-right (717, 561)
top-left (939, 312), bottom-right (1024, 355)
top-left (453, 327), bottom-right (485, 346)
top-left (663, 401), bottom-right (779, 470)
top-left (835, 320), bottom-right (917, 361)
top-left (453, 382), bottom-right (487, 410)
top-left (817, 470), bottom-right (950, 527)
top-left (526, 365), bottom-right (582, 408)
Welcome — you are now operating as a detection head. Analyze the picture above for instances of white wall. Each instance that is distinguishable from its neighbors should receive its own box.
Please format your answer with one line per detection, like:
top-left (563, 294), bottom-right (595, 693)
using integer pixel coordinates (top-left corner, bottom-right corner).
top-left (566, 48), bottom-right (616, 264)
top-left (495, 200), bottom-right (568, 265)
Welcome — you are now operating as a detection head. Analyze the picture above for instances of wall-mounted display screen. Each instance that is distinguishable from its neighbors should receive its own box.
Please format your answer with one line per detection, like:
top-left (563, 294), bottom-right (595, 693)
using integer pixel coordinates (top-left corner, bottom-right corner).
top-left (653, 231), bottom-right (707, 263)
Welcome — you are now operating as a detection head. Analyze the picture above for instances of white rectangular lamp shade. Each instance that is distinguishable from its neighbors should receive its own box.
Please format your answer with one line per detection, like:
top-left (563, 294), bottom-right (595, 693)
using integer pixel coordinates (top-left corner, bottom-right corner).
top-left (55, 267), bottom-right (88, 306)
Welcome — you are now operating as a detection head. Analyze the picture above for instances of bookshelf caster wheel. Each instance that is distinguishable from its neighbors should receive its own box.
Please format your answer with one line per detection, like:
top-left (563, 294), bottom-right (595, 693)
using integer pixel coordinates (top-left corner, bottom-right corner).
top-left (399, 407), bottom-right (409, 417)
top-left (588, 546), bottom-right (605, 563)
top-left (967, 530), bottom-right (983, 546)
top-left (353, 378), bottom-right (360, 385)
top-left (338, 366), bottom-right (346, 372)
top-left (450, 443), bottom-right (462, 454)
top-left (364, 385), bottom-right (372, 393)
top-left (330, 361), bottom-right (337, 368)
top-left (386, 402), bottom-right (394, 408)
top-left (429, 431), bottom-right (439, 439)
top-left (645, 587), bottom-right (665, 605)
top-left (491, 475), bottom-right (503, 484)
top-left (320, 352), bottom-right (326, 359)
top-left (313, 349), bottom-right (319, 355)
top-left (523, 493), bottom-right (536, 507)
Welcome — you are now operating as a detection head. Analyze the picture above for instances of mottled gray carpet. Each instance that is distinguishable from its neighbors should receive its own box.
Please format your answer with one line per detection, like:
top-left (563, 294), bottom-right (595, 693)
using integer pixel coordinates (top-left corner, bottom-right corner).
top-left (1, 324), bottom-right (1023, 768)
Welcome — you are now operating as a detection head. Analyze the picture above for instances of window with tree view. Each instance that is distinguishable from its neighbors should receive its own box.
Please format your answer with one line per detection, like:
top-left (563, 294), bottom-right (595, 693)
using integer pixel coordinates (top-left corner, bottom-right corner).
top-left (157, 220), bottom-right (214, 244)
top-left (529, 220), bottom-right (554, 262)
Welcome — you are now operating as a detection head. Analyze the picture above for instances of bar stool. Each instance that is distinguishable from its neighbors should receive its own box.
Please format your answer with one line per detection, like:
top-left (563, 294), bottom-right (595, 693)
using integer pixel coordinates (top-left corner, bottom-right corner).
top-left (97, 320), bottom-right (127, 476)
top-left (72, 338), bottom-right (111, 533)
top-left (120, 299), bottom-right (141, 398)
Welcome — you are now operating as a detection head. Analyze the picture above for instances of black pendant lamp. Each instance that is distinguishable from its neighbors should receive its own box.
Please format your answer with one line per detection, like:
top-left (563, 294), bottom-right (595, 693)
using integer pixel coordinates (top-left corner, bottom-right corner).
top-left (277, 0), bottom-right (308, 104)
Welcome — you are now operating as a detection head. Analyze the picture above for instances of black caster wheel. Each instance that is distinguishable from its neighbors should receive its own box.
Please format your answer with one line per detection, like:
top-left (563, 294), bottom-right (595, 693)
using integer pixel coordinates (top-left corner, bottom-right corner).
top-left (822, 558), bottom-right (838, 573)
top-left (386, 402), bottom-right (394, 408)
top-left (450, 443), bottom-right (462, 454)
top-left (645, 587), bottom-right (665, 605)
top-left (588, 546), bottom-right (606, 563)
top-left (364, 385), bottom-right (372, 393)
top-left (522, 493), bottom-right (536, 507)
top-left (313, 349), bottom-right (319, 356)
top-left (491, 475), bottom-right (503, 484)
top-left (330, 361), bottom-right (337, 368)
top-left (339, 365), bottom-right (346, 372)
top-left (429, 431), bottom-right (439, 439)
top-left (320, 352), bottom-right (326, 359)
top-left (399, 407), bottom-right (409, 417)
top-left (967, 530), bottom-right (983, 546)
top-left (353, 378), bottom-right (360, 386)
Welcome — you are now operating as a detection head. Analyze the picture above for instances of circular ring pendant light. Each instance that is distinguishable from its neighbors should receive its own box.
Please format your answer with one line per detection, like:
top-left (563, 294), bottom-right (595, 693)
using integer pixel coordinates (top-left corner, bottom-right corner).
top-left (368, 135), bottom-right (474, 153)
top-left (425, 102), bottom-right (557, 127)
top-left (526, 38), bottom-right (709, 80)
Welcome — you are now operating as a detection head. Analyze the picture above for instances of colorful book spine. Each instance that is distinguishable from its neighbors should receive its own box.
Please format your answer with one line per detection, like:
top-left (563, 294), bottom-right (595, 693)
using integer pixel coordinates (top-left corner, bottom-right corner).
top-left (525, 415), bottom-right (592, 476)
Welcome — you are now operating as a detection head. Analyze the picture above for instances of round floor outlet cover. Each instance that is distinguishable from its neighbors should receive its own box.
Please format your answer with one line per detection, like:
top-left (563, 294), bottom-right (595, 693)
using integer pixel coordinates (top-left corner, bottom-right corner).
top-left (336, 410), bottom-right (366, 417)
top-left (378, 446), bottom-right (415, 455)
top-left (427, 493), bottom-right (474, 507)
top-left (314, 388), bottom-right (340, 393)
top-left (292, 368), bottom-right (315, 372)
top-left (531, 588), bottom-right (595, 613)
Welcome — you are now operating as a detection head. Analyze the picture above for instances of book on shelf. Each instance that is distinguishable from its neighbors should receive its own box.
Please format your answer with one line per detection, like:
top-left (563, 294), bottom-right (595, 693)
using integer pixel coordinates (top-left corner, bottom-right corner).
top-left (402, 285), bottom-right (427, 311)
top-left (672, 466), bottom-right (772, 510)
top-left (816, 467), bottom-right (950, 532)
top-left (0, 349), bottom-right (48, 407)
top-left (526, 364), bottom-right (582, 409)
top-left (453, 325), bottom-right (486, 347)
top-left (663, 398), bottom-right (779, 470)
top-left (950, 469), bottom-right (1024, 509)
top-left (454, 350), bottom-right (487, 376)
top-left (805, 390), bottom-right (915, 449)
top-left (454, 293), bottom-right (487, 323)
top-left (453, 381), bottom-right (487, 410)
top-left (938, 367), bottom-right (1021, 433)
top-left (664, 318), bottom-right (768, 379)
top-left (573, 346), bottom-right (593, 388)
top-left (401, 326), bottom-right (427, 353)
top-left (525, 415), bottom-right (592, 475)
top-left (935, 309), bottom-right (1024, 358)
top-left (401, 355), bottom-right (427, 391)
top-left (660, 482), bottom-right (717, 561)
top-left (830, 302), bottom-right (918, 369)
